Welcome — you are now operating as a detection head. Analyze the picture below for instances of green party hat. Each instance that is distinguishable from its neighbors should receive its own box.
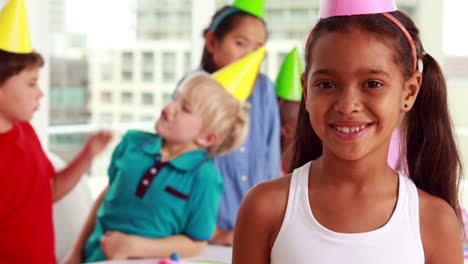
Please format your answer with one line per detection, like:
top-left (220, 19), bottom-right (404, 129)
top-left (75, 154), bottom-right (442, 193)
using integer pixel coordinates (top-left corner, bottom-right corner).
top-left (232, 0), bottom-right (265, 19)
top-left (275, 47), bottom-right (303, 101)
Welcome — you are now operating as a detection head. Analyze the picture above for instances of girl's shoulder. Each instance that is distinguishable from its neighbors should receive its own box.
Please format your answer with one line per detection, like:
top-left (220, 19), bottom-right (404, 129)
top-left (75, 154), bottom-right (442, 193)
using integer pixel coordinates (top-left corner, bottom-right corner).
top-left (240, 176), bottom-right (291, 222)
top-left (236, 176), bottom-right (291, 248)
top-left (417, 188), bottom-right (459, 229)
top-left (249, 175), bottom-right (291, 200)
top-left (417, 188), bottom-right (462, 262)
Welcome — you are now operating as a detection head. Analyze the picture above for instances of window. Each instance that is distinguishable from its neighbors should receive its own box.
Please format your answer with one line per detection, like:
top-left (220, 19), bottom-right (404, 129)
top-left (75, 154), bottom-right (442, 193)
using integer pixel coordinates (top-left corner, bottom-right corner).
top-left (162, 52), bottom-right (176, 82)
top-left (141, 72), bottom-right (153, 82)
top-left (142, 93), bottom-right (154, 105)
top-left (99, 113), bottom-right (113, 123)
top-left (140, 114), bottom-right (155, 122)
top-left (121, 52), bottom-right (134, 81)
top-left (122, 71), bottom-right (133, 81)
top-left (120, 114), bottom-right (134, 123)
top-left (122, 52), bottom-right (134, 68)
top-left (141, 51), bottom-right (154, 82)
top-left (100, 61), bottom-right (113, 81)
top-left (121, 92), bottom-right (133, 104)
top-left (100, 91), bottom-right (112, 103)
top-left (64, 88), bottom-right (86, 108)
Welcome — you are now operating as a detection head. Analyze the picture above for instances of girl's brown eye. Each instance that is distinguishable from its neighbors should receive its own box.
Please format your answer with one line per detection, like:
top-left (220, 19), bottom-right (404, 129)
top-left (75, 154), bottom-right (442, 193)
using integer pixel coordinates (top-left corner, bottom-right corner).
top-left (365, 81), bottom-right (383, 89)
top-left (236, 41), bottom-right (246, 48)
top-left (317, 81), bottom-right (336, 89)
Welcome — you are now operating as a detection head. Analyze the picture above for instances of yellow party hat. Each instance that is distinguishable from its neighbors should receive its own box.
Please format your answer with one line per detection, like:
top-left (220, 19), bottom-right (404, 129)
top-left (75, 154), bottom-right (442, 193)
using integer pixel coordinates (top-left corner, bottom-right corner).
top-left (0, 0), bottom-right (32, 53)
top-left (213, 47), bottom-right (266, 102)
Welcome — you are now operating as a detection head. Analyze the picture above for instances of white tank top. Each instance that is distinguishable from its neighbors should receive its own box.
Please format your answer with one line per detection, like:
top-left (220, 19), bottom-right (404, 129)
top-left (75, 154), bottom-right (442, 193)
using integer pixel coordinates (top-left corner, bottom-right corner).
top-left (271, 162), bottom-right (425, 264)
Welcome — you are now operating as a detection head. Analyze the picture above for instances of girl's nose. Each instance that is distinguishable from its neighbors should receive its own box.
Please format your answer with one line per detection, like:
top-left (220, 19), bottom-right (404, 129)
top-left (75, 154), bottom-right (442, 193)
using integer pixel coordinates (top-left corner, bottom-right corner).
top-left (240, 50), bottom-right (250, 59)
top-left (334, 87), bottom-right (363, 115)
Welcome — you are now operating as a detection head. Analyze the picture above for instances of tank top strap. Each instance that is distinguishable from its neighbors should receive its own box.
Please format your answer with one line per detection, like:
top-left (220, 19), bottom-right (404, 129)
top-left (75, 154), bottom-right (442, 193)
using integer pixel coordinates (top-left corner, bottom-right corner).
top-left (284, 161), bottom-right (311, 222)
top-left (272, 161), bottom-right (311, 251)
top-left (292, 161), bottom-right (311, 188)
top-left (398, 172), bottom-right (422, 240)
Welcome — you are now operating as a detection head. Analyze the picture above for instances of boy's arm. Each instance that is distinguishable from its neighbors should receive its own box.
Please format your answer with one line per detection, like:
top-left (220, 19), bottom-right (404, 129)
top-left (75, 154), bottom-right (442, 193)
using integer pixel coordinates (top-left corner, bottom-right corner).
top-left (100, 232), bottom-right (207, 259)
top-left (63, 186), bottom-right (109, 264)
top-left (52, 132), bottom-right (112, 201)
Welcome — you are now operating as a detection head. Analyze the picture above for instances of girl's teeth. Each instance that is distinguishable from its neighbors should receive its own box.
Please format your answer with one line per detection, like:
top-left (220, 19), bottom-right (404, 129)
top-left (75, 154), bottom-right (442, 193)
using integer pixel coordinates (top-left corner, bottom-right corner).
top-left (335, 125), bottom-right (366, 134)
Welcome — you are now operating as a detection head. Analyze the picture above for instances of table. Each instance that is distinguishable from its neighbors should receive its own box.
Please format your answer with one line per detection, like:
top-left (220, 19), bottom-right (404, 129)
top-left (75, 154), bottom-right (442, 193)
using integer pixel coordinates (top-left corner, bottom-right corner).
top-left (90, 245), bottom-right (468, 263)
top-left (90, 245), bottom-right (232, 264)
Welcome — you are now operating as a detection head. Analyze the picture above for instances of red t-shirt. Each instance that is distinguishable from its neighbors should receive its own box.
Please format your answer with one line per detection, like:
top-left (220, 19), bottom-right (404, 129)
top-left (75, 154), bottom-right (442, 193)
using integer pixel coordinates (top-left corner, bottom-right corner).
top-left (0, 122), bottom-right (56, 263)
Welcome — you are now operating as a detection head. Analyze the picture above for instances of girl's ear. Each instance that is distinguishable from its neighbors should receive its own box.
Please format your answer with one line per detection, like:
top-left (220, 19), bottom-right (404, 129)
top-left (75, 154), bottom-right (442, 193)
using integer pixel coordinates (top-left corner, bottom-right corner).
top-left (401, 71), bottom-right (422, 112)
top-left (195, 132), bottom-right (218, 148)
top-left (205, 31), bottom-right (217, 54)
top-left (301, 73), bottom-right (309, 112)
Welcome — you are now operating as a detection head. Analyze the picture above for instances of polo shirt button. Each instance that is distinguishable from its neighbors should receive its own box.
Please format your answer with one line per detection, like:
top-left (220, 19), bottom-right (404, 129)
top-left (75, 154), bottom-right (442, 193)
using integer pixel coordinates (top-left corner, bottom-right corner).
top-left (241, 175), bottom-right (248, 181)
top-left (240, 146), bottom-right (246, 153)
top-left (150, 168), bottom-right (157, 174)
top-left (142, 179), bottom-right (149, 186)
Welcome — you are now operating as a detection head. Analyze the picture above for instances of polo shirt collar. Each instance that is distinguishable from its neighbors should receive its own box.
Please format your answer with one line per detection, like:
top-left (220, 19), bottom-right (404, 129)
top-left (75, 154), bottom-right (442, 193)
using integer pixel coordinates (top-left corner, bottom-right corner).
top-left (142, 135), bottom-right (209, 172)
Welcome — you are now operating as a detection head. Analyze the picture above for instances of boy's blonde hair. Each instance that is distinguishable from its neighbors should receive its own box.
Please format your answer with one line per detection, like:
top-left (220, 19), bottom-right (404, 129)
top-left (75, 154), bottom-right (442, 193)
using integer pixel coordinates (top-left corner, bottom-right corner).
top-left (179, 72), bottom-right (249, 156)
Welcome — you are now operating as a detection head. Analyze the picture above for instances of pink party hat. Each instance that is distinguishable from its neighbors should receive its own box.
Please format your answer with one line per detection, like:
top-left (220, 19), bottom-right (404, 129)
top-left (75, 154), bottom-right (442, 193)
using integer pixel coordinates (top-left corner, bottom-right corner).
top-left (319, 0), bottom-right (397, 18)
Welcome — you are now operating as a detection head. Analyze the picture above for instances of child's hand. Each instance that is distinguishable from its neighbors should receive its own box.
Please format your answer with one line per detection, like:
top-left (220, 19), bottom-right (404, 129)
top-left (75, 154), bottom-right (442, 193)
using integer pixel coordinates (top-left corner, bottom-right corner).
top-left (83, 131), bottom-right (113, 158)
top-left (100, 230), bottom-right (135, 260)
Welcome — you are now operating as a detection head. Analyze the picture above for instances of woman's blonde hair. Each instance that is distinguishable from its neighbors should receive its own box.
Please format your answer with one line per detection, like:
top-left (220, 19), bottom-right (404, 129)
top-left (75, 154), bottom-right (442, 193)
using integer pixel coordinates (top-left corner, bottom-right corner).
top-left (179, 72), bottom-right (249, 156)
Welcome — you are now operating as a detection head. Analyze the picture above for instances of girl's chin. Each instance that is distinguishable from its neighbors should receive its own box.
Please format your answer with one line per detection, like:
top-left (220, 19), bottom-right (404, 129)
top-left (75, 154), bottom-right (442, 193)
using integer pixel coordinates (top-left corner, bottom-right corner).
top-left (324, 146), bottom-right (369, 161)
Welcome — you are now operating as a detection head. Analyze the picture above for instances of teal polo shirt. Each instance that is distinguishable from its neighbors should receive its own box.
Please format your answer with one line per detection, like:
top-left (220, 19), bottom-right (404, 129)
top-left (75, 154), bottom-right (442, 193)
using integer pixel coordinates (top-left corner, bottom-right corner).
top-left (83, 130), bottom-right (223, 262)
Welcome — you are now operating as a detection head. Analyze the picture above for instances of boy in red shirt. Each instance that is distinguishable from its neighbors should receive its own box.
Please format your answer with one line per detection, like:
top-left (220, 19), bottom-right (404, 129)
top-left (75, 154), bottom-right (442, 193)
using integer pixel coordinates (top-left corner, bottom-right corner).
top-left (0, 0), bottom-right (112, 263)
